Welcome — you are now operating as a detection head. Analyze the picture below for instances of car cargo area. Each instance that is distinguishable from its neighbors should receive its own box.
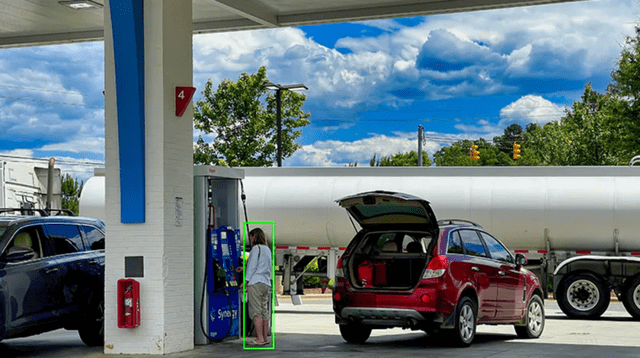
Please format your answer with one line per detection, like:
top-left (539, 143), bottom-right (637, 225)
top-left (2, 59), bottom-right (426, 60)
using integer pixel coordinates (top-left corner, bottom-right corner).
top-left (347, 231), bottom-right (431, 290)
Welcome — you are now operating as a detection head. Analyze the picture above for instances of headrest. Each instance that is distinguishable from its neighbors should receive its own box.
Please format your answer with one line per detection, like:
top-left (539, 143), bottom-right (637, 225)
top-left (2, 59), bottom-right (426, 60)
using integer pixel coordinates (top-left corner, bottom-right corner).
top-left (14, 232), bottom-right (32, 248)
top-left (406, 241), bottom-right (423, 253)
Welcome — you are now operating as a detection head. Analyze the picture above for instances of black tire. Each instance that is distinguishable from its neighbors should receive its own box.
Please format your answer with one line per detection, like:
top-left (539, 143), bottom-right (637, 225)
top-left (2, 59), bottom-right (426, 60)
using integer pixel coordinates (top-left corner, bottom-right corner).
top-left (78, 298), bottom-right (104, 346)
top-left (339, 323), bottom-right (372, 344)
top-left (621, 276), bottom-right (640, 319)
top-left (444, 296), bottom-right (476, 347)
top-left (515, 294), bottom-right (545, 338)
top-left (557, 273), bottom-right (610, 319)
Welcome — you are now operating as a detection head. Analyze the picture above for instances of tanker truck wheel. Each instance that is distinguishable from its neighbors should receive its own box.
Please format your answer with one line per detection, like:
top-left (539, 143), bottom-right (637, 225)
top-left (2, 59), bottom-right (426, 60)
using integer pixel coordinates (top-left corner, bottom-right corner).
top-left (621, 276), bottom-right (640, 319)
top-left (557, 273), bottom-right (610, 319)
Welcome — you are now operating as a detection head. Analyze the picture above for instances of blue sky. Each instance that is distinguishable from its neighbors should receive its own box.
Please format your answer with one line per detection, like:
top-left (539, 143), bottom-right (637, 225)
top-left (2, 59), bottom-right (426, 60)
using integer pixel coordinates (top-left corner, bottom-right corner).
top-left (0, 0), bottom-right (638, 180)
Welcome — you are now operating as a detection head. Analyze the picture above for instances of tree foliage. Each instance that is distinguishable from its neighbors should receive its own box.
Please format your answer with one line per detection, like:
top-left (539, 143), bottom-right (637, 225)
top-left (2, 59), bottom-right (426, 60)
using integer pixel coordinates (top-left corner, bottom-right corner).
top-left (434, 138), bottom-right (513, 166)
top-left (61, 174), bottom-right (83, 215)
top-left (193, 66), bottom-right (310, 167)
top-left (370, 151), bottom-right (432, 166)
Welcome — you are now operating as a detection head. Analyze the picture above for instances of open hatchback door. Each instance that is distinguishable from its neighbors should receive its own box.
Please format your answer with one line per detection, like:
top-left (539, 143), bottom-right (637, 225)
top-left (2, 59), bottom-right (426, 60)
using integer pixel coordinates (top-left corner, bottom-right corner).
top-left (336, 190), bottom-right (438, 230)
top-left (335, 191), bottom-right (439, 291)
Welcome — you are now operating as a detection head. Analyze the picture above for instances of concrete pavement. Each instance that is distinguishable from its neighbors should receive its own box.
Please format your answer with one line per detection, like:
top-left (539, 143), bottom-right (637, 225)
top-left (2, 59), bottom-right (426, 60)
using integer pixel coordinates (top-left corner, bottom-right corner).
top-left (3, 295), bottom-right (640, 358)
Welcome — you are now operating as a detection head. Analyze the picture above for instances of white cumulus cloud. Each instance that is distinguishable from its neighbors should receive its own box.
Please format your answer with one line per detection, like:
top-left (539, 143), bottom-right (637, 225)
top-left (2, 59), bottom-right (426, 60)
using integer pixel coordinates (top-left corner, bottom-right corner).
top-left (285, 132), bottom-right (442, 166)
top-left (499, 95), bottom-right (565, 127)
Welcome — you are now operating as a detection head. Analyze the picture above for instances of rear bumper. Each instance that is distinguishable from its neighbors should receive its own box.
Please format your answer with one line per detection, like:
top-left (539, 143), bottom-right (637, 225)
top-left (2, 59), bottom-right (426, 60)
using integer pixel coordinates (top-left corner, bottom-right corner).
top-left (335, 307), bottom-right (440, 328)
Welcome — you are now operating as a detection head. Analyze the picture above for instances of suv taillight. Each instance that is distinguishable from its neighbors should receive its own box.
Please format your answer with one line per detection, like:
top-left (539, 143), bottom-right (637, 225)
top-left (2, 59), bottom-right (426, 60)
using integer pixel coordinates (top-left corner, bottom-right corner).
top-left (423, 255), bottom-right (448, 279)
top-left (335, 256), bottom-right (344, 278)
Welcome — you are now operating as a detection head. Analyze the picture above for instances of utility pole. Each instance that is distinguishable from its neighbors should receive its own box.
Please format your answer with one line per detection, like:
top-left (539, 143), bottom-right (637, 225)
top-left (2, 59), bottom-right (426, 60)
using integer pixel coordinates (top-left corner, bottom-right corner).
top-left (418, 125), bottom-right (424, 166)
top-left (275, 89), bottom-right (282, 167)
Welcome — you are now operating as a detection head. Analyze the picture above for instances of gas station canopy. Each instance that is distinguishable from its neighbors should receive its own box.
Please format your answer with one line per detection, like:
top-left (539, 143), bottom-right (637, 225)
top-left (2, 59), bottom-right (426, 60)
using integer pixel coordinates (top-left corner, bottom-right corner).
top-left (0, 0), bottom-right (581, 48)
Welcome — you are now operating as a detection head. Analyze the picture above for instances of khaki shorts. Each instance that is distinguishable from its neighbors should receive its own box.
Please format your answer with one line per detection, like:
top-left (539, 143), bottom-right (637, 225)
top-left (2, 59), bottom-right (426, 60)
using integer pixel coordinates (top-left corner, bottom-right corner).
top-left (248, 283), bottom-right (271, 321)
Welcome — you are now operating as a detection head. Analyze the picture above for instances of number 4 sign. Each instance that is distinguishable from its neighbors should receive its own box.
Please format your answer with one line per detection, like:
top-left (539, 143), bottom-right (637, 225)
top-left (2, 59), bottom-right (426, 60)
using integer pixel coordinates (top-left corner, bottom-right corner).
top-left (175, 86), bottom-right (196, 117)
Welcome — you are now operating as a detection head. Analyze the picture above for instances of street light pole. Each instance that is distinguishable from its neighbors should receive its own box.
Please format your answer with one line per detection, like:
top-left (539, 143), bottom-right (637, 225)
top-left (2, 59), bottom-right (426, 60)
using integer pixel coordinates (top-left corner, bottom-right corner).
top-left (265, 82), bottom-right (308, 167)
top-left (418, 125), bottom-right (424, 166)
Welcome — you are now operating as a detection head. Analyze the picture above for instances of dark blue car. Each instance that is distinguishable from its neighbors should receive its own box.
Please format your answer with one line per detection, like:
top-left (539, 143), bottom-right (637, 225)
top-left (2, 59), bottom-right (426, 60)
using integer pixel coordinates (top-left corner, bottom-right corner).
top-left (0, 213), bottom-right (105, 346)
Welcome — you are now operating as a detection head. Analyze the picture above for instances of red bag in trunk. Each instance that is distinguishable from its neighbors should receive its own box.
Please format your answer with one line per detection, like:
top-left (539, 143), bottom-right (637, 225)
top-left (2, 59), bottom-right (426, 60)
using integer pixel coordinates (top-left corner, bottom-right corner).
top-left (358, 260), bottom-right (374, 287)
top-left (373, 261), bottom-right (387, 285)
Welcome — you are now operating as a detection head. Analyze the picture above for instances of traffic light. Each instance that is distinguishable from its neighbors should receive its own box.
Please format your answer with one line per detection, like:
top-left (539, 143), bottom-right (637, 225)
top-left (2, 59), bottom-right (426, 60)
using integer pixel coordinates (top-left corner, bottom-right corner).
top-left (513, 142), bottom-right (521, 160)
top-left (470, 145), bottom-right (479, 161)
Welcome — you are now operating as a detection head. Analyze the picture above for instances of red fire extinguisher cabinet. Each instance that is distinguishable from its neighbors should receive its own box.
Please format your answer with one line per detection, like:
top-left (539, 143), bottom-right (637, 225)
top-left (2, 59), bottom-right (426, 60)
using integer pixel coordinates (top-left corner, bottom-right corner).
top-left (117, 279), bottom-right (141, 329)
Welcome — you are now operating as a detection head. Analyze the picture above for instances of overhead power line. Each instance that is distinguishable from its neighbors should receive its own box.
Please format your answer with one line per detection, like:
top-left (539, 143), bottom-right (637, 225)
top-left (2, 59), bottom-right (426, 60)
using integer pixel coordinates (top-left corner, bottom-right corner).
top-left (0, 84), bottom-right (84, 97)
top-left (0, 154), bottom-right (104, 167)
top-left (0, 95), bottom-right (103, 109)
top-left (309, 114), bottom-right (563, 122)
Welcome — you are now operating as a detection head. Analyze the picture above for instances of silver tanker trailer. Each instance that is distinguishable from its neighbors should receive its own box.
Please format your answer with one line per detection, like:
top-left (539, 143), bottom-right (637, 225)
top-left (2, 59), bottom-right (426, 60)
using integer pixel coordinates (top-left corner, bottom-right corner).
top-left (80, 166), bottom-right (640, 319)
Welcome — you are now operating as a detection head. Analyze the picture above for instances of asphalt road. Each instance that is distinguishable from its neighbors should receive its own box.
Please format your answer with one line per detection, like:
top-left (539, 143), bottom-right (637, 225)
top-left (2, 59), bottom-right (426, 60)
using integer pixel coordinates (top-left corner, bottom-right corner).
top-left (2, 298), bottom-right (639, 358)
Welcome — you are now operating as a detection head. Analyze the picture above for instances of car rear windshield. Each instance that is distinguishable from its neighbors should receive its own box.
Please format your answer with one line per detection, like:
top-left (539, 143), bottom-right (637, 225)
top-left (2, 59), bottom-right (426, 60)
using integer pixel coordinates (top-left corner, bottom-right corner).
top-left (353, 202), bottom-right (431, 225)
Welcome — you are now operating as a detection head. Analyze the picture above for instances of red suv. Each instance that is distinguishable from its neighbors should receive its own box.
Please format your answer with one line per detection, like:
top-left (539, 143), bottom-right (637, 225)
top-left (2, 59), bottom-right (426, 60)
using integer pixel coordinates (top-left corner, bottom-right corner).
top-left (332, 191), bottom-right (544, 347)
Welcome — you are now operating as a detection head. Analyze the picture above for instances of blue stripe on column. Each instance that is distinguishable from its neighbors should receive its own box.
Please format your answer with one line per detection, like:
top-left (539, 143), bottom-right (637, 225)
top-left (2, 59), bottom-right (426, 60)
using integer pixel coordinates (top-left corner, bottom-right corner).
top-left (109, 0), bottom-right (145, 223)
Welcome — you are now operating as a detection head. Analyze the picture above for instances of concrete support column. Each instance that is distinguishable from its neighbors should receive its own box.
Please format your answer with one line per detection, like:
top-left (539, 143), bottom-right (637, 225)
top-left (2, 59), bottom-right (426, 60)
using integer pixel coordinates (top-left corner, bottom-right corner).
top-left (104, 0), bottom-right (194, 354)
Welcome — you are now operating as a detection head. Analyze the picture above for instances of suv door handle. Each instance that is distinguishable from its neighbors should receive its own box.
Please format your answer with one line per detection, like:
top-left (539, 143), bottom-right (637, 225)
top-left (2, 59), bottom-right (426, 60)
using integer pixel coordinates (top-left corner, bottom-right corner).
top-left (471, 266), bottom-right (480, 272)
top-left (46, 267), bottom-right (59, 274)
top-left (89, 259), bottom-right (100, 265)
top-left (498, 271), bottom-right (506, 276)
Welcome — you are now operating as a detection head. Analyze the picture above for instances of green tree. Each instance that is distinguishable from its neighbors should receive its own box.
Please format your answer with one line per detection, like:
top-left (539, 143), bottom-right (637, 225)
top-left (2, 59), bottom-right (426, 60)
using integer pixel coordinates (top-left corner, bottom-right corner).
top-left (521, 25), bottom-right (640, 166)
top-left (561, 84), bottom-right (619, 165)
top-left (193, 66), bottom-right (310, 166)
top-left (434, 138), bottom-right (511, 166)
top-left (369, 151), bottom-right (432, 166)
top-left (606, 25), bottom-right (640, 163)
top-left (521, 84), bottom-right (624, 166)
top-left (61, 174), bottom-right (83, 215)
top-left (493, 123), bottom-right (523, 154)
top-left (520, 121), bottom-right (573, 165)
top-left (434, 25), bottom-right (640, 167)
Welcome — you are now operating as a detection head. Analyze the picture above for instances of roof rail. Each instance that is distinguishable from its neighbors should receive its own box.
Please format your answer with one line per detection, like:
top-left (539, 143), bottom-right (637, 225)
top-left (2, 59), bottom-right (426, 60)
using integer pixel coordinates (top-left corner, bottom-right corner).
top-left (0, 208), bottom-right (76, 217)
top-left (437, 219), bottom-right (482, 228)
top-left (0, 208), bottom-right (49, 216)
top-left (46, 209), bottom-right (76, 216)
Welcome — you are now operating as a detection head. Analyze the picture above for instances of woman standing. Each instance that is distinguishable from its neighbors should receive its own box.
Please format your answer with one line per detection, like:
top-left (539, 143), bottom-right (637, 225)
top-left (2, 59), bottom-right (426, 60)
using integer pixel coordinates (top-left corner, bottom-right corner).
top-left (244, 228), bottom-right (272, 345)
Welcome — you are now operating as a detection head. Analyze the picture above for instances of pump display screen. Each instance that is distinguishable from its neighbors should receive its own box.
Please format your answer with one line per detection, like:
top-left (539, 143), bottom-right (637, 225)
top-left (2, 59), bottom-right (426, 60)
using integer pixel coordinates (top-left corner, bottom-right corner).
top-left (222, 244), bottom-right (230, 256)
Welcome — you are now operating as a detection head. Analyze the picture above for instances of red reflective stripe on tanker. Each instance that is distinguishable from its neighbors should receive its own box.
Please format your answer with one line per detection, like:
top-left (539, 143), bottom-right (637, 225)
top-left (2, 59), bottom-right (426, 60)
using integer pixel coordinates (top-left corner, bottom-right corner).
top-left (297, 246), bottom-right (310, 250)
top-left (575, 250), bottom-right (591, 254)
top-left (339, 247), bottom-right (346, 250)
top-left (631, 252), bottom-right (640, 256)
top-left (318, 247), bottom-right (331, 250)
top-left (275, 246), bottom-right (289, 249)
top-left (538, 250), bottom-right (548, 254)
top-left (514, 250), bottom-right (528, 253)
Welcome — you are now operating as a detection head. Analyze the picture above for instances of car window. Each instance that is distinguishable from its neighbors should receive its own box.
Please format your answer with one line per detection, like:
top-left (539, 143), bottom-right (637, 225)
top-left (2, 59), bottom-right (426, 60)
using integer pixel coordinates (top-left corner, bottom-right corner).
top-left (375, 233), bottom-right (398, 252)
top-left (447, 231), bottom-right (464, 254)
top-left (459, 230), bottom-right (487, 258)
top-left (4, 226), bottom-right (44, 259)
top-left (81, 225), bottom-right (105, 251)
top-left (43, 224), bottom-right (84, 255)
top-left (479, 232), bottom-right (514, 263)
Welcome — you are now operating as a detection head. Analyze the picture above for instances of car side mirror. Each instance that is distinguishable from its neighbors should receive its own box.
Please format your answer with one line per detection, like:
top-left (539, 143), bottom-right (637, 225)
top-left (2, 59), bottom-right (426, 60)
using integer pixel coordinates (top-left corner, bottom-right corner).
top-left (515, 253), bottom-right (528, 267)
top-left (0, 246), bottom-right (36, 262)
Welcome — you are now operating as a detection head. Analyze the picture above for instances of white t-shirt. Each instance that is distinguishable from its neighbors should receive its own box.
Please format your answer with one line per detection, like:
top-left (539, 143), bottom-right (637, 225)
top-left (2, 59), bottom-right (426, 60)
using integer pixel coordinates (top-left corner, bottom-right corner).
top-left (246, 244), bottom-right (272, 286)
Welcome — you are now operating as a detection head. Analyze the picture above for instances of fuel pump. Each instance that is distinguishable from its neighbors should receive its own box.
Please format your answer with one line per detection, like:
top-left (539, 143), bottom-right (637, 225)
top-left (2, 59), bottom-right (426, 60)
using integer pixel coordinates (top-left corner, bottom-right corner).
top-left (207, 226), bottom-right (242, 339)
top-left (194, 166), bottom-right (245, 345)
